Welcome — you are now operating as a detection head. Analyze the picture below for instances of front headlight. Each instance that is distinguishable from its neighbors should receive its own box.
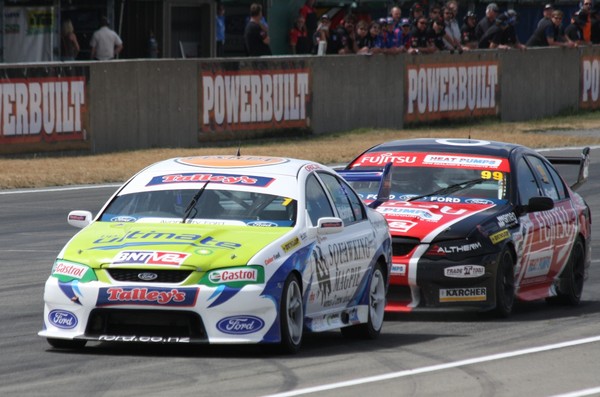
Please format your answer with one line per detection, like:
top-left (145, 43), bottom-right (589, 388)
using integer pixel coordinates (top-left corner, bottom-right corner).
top-left (51, 259), bottom-right (97, 283)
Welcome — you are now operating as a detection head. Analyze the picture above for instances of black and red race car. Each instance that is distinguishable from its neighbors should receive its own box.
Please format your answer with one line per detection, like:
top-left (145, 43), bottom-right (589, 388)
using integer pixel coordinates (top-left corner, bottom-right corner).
top-left (338, 138), bottom-right (591, 317)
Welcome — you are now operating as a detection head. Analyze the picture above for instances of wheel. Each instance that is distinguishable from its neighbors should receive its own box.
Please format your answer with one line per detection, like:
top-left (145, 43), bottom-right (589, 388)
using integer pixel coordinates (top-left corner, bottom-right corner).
top-left (494, 248), bottom-right (515, 318)
top-left (47, 338), bottom-right (87, 349)
top-left (549, 238), bottom-right (585, 306)
top-left (341, 262), bottom-right (386, 339)
top-left (278, 274), bottom-right (304, 354)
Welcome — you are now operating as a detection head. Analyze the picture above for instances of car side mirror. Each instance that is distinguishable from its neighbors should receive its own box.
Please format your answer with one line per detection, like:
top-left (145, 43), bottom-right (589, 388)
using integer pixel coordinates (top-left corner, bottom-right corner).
top-left (526, 196), bottom-right (554, 213)
top-left (68, 210), bottom-right (93, 228)
top-left (317, 217), bottom-right (344, 235)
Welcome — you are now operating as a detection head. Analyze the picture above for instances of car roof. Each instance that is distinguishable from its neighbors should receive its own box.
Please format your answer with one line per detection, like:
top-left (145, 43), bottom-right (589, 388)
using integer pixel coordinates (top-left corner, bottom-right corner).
top-left (363, 138), bottom-right (529, 158)
top-left (119, 155), bottom-right (329, 196)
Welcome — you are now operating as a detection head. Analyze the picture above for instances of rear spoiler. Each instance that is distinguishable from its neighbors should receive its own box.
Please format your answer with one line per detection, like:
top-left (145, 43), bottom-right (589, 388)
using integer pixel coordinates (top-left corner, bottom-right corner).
top-left (337, 162), bottom-right (392, 209)
top-left (545, 147), bottom-right (590, 191)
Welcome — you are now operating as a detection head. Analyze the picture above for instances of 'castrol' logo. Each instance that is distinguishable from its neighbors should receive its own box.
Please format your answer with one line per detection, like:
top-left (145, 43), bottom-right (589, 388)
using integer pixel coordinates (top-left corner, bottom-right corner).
top-left (209, 268), bottom-right (258, 284)
top-left (216, 315), bottom-right (265, 334)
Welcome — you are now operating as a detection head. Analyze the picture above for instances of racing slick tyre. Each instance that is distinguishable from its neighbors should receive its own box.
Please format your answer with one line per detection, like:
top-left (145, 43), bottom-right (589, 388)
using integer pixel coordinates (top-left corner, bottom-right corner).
top-left (494, 248), bottom-right (515, 318)
top-left (278, 273), bottom-right (304, 354)
top-left (547, 238), bottom-right (585, 306)
top-left (47, 338), bottom-right (86, 349)
top-left (341, 262), bottom-right (386, 339)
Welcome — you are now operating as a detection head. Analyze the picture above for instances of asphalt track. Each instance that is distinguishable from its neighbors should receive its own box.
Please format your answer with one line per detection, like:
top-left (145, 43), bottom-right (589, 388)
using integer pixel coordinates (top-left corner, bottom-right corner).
top-left (1, 146), bottom-right (600, 397)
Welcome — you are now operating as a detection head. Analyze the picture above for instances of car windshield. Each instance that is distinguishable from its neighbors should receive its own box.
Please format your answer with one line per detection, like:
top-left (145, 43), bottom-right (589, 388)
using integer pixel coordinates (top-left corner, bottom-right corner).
top-left (100, 188), bottom-right (297, 226)
top-left (350, 166), bottom-right (509, 202)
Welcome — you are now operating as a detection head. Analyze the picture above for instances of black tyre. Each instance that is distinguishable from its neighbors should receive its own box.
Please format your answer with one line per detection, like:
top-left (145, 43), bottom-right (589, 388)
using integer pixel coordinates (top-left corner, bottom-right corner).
top-left (494, 248), bottom-right (515, 318)
top-left (47, 338), bottom-right (87, 349)
top-left (341, 263), bottom-right (386, 339)
top-left (278, 274), bottom-right (304, 354)
top-left (551, 238), bottom-right (585, 306)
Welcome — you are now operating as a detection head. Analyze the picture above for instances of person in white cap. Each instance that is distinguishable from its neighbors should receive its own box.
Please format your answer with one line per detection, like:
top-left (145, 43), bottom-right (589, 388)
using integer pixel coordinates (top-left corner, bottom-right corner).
top-left (537, 4), bottom-right (554, 28)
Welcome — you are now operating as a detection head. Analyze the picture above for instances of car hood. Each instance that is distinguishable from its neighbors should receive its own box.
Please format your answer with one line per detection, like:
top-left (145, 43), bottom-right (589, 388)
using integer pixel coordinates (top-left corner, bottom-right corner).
top-left (60, 222), bottom-right (290, 270)
top-left (377, 200), bottom-right (503, 243)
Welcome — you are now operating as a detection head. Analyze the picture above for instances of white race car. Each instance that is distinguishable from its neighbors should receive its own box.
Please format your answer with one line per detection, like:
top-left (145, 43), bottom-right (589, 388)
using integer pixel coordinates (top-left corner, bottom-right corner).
top-left (39, 155), bottom-right (392, 353)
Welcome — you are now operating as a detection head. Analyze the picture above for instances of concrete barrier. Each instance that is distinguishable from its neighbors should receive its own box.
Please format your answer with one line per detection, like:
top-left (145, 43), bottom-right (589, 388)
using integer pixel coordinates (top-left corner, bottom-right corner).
top-left (1, 47), bottom-right (599, 155)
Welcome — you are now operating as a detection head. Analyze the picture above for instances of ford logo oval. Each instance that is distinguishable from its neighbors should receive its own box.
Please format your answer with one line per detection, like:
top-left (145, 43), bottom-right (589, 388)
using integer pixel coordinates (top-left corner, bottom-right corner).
top-left (465, 198), bottom-right (494, 205)
top-left (49, 309), bottom-right (78, 329)
top-left (138, 272), bottom-right (158, 281)
top-left (216, 315), bottom-right (265, 335)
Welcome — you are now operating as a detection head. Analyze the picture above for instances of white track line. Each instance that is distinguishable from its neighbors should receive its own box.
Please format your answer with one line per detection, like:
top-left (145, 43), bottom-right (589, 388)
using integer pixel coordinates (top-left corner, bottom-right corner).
top-left (263, 335), bottom-right (600, 397)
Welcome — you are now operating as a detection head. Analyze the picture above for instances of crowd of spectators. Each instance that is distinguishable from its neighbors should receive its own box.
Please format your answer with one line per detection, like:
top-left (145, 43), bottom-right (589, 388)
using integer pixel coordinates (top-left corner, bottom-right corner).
top-left (289, 0), bottom-right (600, 56)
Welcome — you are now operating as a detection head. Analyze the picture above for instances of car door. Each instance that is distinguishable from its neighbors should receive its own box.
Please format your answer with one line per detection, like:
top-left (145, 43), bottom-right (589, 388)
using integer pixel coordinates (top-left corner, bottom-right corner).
top-left (515, 155), bottom-right (577, 295)
top-left (306, 171), bottom-right (375, 315)
top-left (525, 155), bottom-right (578, 282)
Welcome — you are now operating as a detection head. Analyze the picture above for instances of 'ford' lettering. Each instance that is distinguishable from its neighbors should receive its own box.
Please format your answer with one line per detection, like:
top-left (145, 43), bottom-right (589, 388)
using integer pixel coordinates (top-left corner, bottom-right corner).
top-left (49, 309), bottom-right (78, 329)
top-left (216, 315), bottom-right (265, 334)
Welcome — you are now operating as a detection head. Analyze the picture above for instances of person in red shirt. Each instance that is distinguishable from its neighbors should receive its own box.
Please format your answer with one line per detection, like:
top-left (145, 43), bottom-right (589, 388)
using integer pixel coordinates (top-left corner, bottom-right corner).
top-left (289, 15), bottom-right (311, 54)
top-left (299, 0), bottom-right (317, 53)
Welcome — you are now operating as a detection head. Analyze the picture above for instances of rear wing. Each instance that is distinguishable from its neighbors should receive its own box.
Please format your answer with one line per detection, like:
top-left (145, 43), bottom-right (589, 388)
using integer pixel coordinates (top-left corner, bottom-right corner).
top-left (545, 147), bottom-right (590, 191)
top-left (337, 162), bottom-right (392, 209)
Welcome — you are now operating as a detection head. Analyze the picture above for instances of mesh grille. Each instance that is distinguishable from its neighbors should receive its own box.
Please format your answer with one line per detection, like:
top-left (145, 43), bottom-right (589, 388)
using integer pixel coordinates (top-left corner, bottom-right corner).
top-left (392, 237), bottom-right (420, 256)
top-left (107, 269), bottom-right (193, 283)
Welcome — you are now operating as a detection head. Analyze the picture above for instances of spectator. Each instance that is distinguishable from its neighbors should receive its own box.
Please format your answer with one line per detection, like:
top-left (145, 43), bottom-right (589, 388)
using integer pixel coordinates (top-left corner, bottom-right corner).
top-left (244, 3), bottom-right (272, 56)
top-left (581, 0), bottom-right (594, 43)
top-left (333, 14), bottom-right (358, 54)
top-left (360, 21), bottom-right (385, 54)
top-left (409, 17), bottom-right (435, 54)
top-left (61, 19), bottom-right (80, 61)
top-left (90, 16), bottom-right (123, 60)
top-left (591, 4), bottom-right (600, 43)
top-left (475, 3), bottom-right (499, 40)
top-left (564, 11), bottom-right (585, 46)
top-left (390, 6), bottom-right (403, 30)
top-left (537, 4), bottom-right (554, 28)
top-left (399, 18), bottom-right (413, 49)
top-left (442, 6), bottom-right (463, 51)
top-left (299, 0), bottom-right (318, 53)
top-left (314, 14), bottom-right (337, 54)
top-left (479, 10), bottom-right (526, 50)
top-left (428, 18), bottom-right (448, 52)
top-left (409, 3), bottom-right (426, 28)
top-left (527, 10), bottom-right (576, 47)
top-left (356, 20), bottom-right (370, 50)
top-left (380, 17), bottom-right (400, 53)
top-left (148, 31), bottom-right (159, 58)
top-left (216, 3), bottom-right (225, 57)
top-left (429, 5), bottom-right (443, 27)
top-left (289, 15), bottom-right (311, 54)
top-left (461, 11), bottom-right (478, 49)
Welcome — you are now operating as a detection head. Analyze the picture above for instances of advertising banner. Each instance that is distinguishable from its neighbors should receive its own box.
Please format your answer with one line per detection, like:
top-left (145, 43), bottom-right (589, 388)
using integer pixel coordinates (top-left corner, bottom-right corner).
top-left (4, 7), bottom-right (56, 63)
top-left (199, 60), bottom-right (312, 140)
top-left (581, 56), bottom-right (600, 109)
top-left (405, 61), bottom-right (500, 123)
top-left (0, 66), bottom-right (90, 154)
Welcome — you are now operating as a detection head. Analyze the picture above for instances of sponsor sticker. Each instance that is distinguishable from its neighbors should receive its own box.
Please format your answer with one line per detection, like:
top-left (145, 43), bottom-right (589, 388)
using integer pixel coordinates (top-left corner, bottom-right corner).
top-left (53, 262), bottom-right (88, 279)
top-left (444, 265), bottom-right (485, 278)
top-left (440, 287), bottom-right (487, 302)
top-left (112, 251), bottom-right (190, 266)
top-left (216, 315), bottom-right (265, 335)
top-left (281, 237), bottom-right (301, 253)
top-left (96, 287), bottom-right (198, 307)
top-left (48, 309), bottom-right (78, 329)
top-left (206, 266), bottom-right (264, 286)
top-left (391, 264), bottom-right (407, 276)
top-left (146, 172), bottom-right (274, 187)
top-left (489, 229), bottom-right (510, 244)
